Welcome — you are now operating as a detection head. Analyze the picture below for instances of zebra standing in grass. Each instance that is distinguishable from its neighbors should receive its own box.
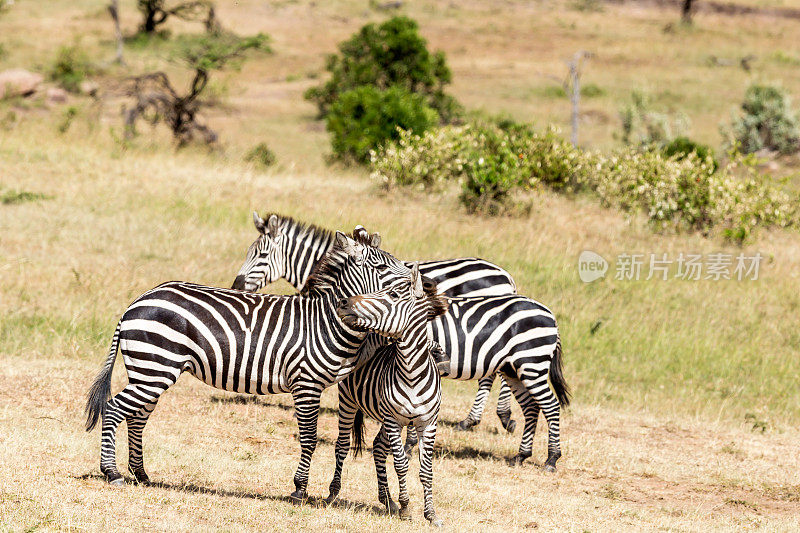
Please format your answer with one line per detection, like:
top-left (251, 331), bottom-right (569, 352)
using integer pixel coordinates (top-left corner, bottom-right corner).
top-left (431, 294), bottom-right (569, 470)
top-left (85, 230), bottom-right (412, 501)
top-left (329, 263), bottom-right (449, 527)
top-left (233, 215), bottom-right (570, 469)
top-left (233, 212), bottom-right (517, 433)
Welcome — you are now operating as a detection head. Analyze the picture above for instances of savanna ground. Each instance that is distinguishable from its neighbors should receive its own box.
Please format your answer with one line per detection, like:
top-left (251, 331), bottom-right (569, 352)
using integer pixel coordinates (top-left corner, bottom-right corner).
top-left (2, 0), bottom-right (800, 530)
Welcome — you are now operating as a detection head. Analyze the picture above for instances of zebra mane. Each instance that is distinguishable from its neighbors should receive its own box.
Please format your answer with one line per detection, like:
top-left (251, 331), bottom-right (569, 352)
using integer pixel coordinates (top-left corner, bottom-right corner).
top-left (422, 277), bottom-right (449, 320)
top-left (268, 213), bottom-right (334, 242)
top-left (302, 229), bottom-right (380, 297)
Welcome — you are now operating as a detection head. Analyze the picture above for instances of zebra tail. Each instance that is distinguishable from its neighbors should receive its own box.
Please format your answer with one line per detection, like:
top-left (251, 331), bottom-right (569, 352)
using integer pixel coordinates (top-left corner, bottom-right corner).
top-left (85, 318), bottom-right (122, 432)
top-left (351, 410), bottom-right (365, 458)
top-left (550, 337), bottom-right (571, 408)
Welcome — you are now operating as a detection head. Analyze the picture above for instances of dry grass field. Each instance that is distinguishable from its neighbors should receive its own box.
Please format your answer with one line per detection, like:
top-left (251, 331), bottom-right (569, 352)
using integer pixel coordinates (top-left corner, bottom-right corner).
top-left (2, 0), bottom-right (800, 531)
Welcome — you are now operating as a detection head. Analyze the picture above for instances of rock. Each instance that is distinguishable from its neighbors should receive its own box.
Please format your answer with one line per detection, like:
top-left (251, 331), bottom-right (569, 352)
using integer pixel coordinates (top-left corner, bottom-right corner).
top-left (79, 80), bottom-right (99, 97)
top-left (46, 87), bottom-right (68, 104)
top-left (0, 69), bottom-right (43, 100)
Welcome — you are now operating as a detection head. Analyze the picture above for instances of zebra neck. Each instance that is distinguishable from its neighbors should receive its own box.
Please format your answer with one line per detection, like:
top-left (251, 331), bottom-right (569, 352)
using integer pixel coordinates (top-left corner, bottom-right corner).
top-left (285, 224), bottom-right (335, 291)
top-left (311, 292), bottom-right (367, 356)
top-left (394, 320), bottom-right (433, 375)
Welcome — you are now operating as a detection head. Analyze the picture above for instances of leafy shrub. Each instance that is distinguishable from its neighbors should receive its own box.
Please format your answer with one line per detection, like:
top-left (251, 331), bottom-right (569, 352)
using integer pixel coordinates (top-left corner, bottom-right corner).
top-left (591, 149), bottom-right (796, 241)
top-left (305, 16), bottom-right (460, 122)
top-left (727, 84), bottom-right (800, 155)
top-left (619, 90), bottom-right (688, 147)
top-left (327, 85), bottom-right (438, 163)
top-left (48, 45), bottom-right (93, 93)
top-left (662, 136), bottom-right (719, 172)
top-left (581, 83), bottom-right (605, 98)
top-left (370, 126), bottom-right (471, 190)
top-left (372, 119), bottom-right (797, 242)
top-left (245, 143), bottom-right (276, 168)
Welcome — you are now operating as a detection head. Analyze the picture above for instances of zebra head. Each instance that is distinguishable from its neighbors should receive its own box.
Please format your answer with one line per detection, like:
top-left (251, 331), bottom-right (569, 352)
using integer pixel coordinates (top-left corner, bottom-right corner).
top-left (232, 212), bottom-right (288, 291)
top-left (336, 262), bottom-right (449, 339)
top-left (303, 227), bottom-right (412, 301)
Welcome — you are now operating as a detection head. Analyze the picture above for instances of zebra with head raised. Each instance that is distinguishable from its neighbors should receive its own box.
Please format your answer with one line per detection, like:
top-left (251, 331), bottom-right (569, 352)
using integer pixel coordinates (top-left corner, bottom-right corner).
top-left (330, 263), bottom-right (449, 526)
top-left (232, 212), bottom-right (517, 433)
top-left (84, 229), bottom-right (412, 501)
top-left (233, 214), bottom-right (570, 470)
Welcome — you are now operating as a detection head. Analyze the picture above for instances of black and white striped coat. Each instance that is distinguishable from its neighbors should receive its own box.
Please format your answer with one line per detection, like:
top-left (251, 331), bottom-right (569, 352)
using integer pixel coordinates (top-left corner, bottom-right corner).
top-left (233, 213), bottom-right (517, 432)
top-left (431, 294), bottom-right (570, 469)
top-left (329, 264), bottom-right (450, 526)
top-left (84, 231), bottom-right (412, 500)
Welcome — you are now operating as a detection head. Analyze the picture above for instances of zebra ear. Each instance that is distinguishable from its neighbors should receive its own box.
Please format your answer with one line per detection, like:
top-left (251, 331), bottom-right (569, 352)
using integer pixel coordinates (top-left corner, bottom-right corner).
top-left (353, 225), bottom-right (369, 244)
top-left (335, 231), bottom-right (365, 264)
top-left (267, 214), bottom-right (280, 236)
top-left (370, 232), bottom-right (381, 248)
top-left (411, 262), bottom-right (424, 298)
top-left (253, 211), bottom-right (266, 233)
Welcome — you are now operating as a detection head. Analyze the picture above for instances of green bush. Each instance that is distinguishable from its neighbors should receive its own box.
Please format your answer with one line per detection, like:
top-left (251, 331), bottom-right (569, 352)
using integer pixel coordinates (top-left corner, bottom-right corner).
top-left (619, 90), bottom-right (688, 147)
top-left (372, 119), bottom-right (798, 242)
top-left (48, 45), bottom-right (93, 93)
top-left (245, 143), bottom-right (276, 168)
top-left (305, 16), bottom-right (460, 122)
top-left (662, 136), bottom-right (719, 172)
top-left (727, 84), bottom-right (800, 155)
top-left (327, 85), bottom-right (438, 164)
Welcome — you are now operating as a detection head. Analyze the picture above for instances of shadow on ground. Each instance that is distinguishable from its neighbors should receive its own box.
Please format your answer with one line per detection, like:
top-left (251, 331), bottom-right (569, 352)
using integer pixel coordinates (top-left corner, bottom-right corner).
top-left (75, 473), bottom-right (390, 516)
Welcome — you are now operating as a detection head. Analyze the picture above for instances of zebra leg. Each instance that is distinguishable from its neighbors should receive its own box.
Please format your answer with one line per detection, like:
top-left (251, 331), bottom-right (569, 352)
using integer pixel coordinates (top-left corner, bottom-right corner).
top-left (403, 424), bottom-right (418, 458)
top-left (373, 426), bottom-right (399, 514)
top-left (290, 388), bottom-right (322, 503)
top-left (325, 398), bottom-right (357, 505)
top-left (416, 422), bottom-right (442, 527)
top-left (127, 402), bottom-right (156, 484)
top-left (496, 375), bottom-right (516, 434)
top-left (504, 376), bottom-right (540, 467)
top-left (456, 374), bottom-right (495, 431)
top-left (528, 384), bottom-right (563, 472)
top-left (100, 384), bottom-right (164, 485)
top-left (385, 419), bottom-right (411, 520)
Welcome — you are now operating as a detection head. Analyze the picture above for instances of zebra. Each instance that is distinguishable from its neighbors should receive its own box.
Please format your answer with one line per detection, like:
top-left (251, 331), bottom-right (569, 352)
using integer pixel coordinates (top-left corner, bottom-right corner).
top-left (429, 294), bottom-right (569, 470)
top-left (329, 263), bottom-right (449, 526)
top-left (84, 229), bottom-right (413, 502)
top-left (233, 212), bottom-right (517, 434)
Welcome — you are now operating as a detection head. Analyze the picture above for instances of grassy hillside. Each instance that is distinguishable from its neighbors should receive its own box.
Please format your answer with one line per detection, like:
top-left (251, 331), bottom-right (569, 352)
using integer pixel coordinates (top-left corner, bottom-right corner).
top-left (2, 0), bottom-right (800, 530)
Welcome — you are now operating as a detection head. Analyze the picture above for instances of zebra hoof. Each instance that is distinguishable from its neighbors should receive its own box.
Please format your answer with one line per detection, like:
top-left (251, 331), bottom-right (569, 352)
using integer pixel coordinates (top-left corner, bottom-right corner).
top-left (381, 496), bottom-right (399, 515)
top-left (109, 477), bottom-right (125, 487)
top-left (429, 517), bottom-right (444, 528)
top-left (289, 489), bottom-right (307, 505)
top-left (323, 494), bottom-right (338, 506)
top-left (455, 419), bottom-right (476, 432)
top-left (542, 464), bottom-right (557, 473)
top-left (129, 467), bottom-right (150, 485)
top-left (507, 453), bottom-right (530, 467)
top-left (399, 504), bottom-right (411, 520)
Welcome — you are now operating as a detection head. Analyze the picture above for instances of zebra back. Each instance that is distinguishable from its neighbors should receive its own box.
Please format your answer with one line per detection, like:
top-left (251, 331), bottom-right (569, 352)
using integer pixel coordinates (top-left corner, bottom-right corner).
top-left (233, 213), bottom-right (517, 297)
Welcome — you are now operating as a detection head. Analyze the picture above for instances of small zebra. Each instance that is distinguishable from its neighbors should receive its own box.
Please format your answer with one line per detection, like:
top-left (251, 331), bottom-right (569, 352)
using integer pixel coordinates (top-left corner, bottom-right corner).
top-left (233, 212), bottom-right (517, 433)
top-left (330, 263), bottom-right (449, 526)
top-left (84, 230), bottom-right (412, 501)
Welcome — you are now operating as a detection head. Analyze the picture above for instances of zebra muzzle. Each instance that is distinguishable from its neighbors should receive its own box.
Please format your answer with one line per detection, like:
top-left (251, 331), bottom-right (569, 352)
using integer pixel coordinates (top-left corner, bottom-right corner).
top-left (232, 275), bottom-right (246, 290)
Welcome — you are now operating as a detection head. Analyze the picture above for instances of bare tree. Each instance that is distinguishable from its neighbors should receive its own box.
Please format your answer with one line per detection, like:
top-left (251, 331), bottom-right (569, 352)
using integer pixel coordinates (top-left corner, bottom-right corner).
top-left (108, 0), bottom-right (125, 65)
top-left (682, 0), bottom-right (694, 24)
top-left (123, 33), bottom-right (269, 146)
top-left (565, 51), bottom-right (591, 147)
top-left (137, 0), bottom-right (219, 34)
